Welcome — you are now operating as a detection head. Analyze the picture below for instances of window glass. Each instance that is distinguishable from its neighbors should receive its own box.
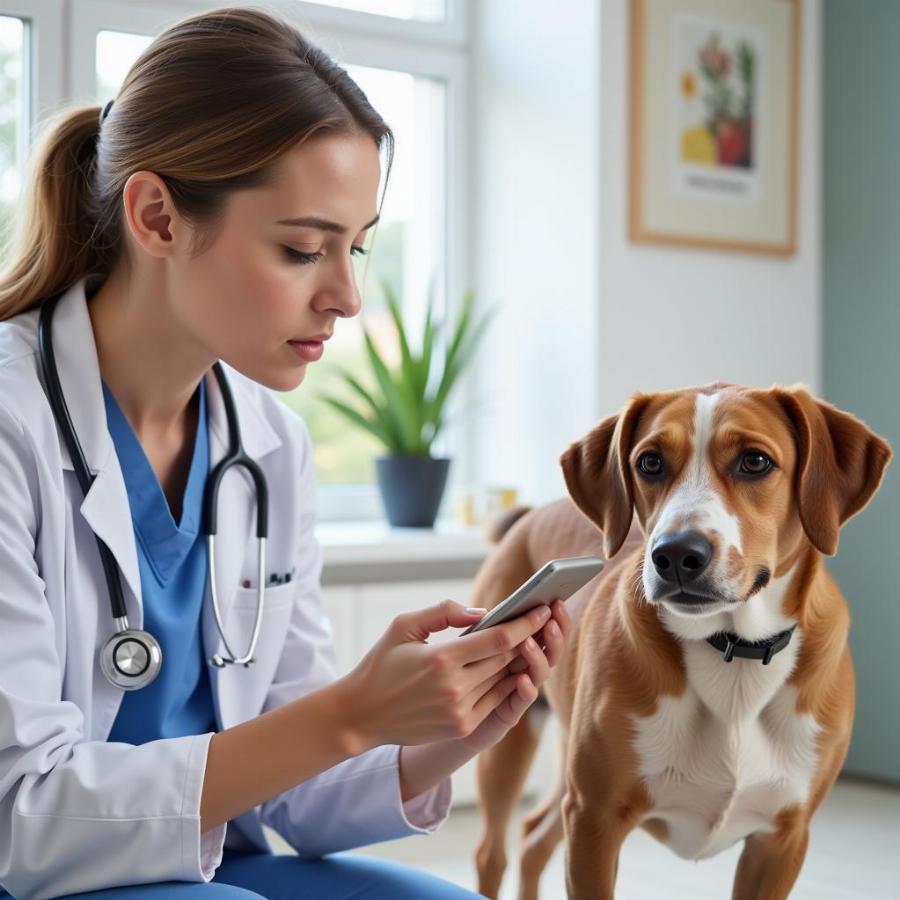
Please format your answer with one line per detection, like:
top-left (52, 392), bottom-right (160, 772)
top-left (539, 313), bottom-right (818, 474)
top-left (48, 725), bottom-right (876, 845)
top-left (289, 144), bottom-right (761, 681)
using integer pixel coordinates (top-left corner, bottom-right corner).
top-left (296, 0), bottom-right (445, 22)
top-left (96, 30), bottom-right (152, 101)
top-left (0, 16), bottom-right (27, 263)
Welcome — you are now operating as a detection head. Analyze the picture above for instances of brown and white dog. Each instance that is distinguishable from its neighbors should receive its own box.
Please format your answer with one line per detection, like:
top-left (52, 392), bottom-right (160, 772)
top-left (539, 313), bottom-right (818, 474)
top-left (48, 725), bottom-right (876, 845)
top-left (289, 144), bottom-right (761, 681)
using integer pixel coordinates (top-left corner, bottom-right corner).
top-left (470, 382), bottom-right (892, 900)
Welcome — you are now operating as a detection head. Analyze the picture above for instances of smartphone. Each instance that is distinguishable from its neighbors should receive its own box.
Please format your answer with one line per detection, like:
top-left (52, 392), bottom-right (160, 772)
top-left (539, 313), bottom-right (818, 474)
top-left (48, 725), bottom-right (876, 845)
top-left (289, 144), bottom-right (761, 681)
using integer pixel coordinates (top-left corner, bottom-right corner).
top-left (459, 555), bottom-right (605, 636)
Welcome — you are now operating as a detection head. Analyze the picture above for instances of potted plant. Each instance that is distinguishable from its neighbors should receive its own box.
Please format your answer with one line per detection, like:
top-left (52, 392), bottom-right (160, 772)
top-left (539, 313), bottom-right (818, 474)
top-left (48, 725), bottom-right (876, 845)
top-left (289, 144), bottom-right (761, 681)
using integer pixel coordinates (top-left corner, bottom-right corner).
top-left (318, 279), bottom-right (496, 528)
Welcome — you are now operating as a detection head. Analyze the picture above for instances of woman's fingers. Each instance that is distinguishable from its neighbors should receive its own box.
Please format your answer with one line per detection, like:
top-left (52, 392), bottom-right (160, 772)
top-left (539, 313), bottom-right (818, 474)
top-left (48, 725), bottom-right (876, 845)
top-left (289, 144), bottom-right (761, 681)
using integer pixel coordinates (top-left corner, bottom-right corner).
top-left (506, 612), bottom-right (566, 677)
top-left (551, 598), bottom-right (572, 638)
top-left (517, 632), bottom-right (550, 687)
top-left (465, 634), bottom-right (546, 715)
top-left (456, 597), bottom-right (572, 719)
top-left (460, 650), bottom-right (516, 690)
top-left (453, 603), bottom-right (553, 665)
top-left (539, 614), bottom-right (565, 668)
top-left (470, 666), bottom-right (510, 700)
top-left (471, 670), bottom-right (537, 725)
top-left (464, 598), bottom-right (569, 684)
top-left (461, 616), bottom-right (556, 686)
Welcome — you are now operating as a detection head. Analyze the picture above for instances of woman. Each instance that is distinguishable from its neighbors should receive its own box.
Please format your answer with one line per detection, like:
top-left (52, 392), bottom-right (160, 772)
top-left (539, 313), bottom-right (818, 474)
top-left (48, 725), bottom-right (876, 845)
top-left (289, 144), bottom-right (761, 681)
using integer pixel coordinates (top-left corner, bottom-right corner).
top-left (0, 7), bottom-right (570, 900)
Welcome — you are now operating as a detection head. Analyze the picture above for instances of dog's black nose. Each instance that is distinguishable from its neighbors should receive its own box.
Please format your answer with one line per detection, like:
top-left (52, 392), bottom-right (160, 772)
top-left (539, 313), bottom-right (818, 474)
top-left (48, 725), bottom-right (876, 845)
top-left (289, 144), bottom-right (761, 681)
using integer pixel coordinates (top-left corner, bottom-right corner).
top-left (651, 531), bottom-right (713, 583)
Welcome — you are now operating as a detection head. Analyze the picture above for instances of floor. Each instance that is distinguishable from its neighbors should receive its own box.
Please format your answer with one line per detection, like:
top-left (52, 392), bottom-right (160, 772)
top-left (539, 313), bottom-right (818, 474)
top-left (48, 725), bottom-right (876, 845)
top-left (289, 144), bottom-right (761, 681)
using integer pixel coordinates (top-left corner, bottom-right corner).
top-left (270, 777), bottom-right (900, 899)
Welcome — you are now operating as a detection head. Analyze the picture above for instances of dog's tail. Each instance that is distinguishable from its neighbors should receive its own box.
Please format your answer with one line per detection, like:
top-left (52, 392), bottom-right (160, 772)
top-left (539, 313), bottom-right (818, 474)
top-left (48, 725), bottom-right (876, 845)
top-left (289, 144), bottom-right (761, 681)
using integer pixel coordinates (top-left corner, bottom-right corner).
top-left (485, 504), bottom-right (533, 544)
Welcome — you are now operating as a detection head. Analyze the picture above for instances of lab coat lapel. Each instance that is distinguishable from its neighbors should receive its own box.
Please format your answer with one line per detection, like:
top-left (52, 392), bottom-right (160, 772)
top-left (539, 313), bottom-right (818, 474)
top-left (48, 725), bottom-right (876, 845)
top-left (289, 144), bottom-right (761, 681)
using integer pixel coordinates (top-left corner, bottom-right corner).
top-left (50, 276), bottom-right (144, 624)
top-left (44, 274), bottom-right (284, 727)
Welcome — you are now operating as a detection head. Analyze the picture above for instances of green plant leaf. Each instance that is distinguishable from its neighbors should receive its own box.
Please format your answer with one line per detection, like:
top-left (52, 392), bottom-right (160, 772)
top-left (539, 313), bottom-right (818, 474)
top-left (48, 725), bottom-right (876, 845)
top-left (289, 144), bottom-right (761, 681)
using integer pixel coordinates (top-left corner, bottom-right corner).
top-left (428, 290), bottom-right (473, 424)
top-left (323, 279), bottom-right (497, 458)
top-left (318, 394), bottom-right (397, 449)
top-left (380, 279), bottom-right (427, 440)
top-left (432, 295), bottom-right (498, 428)
top-left (363, 326), bottom-right (422, 453)
top-left (332, 366), bottom-right (402, 446)
top-left (420, 276), bottom-right (437, 398)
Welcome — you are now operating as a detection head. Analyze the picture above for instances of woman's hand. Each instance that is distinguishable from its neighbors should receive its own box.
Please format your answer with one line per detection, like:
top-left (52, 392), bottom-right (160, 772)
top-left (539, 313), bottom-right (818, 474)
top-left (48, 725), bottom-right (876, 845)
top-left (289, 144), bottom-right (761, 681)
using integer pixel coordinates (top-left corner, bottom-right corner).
top-left (339, 598), bottom-right (568, 753)
top-left (453, 598), bottom-right (571, 754)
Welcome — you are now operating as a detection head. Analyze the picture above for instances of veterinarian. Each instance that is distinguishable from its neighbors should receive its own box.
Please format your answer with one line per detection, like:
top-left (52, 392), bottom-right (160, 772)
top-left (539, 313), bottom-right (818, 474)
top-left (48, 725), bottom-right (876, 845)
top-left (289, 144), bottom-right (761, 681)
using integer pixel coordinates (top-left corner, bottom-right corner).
top-left (0, 8), bottom-right (571, 899)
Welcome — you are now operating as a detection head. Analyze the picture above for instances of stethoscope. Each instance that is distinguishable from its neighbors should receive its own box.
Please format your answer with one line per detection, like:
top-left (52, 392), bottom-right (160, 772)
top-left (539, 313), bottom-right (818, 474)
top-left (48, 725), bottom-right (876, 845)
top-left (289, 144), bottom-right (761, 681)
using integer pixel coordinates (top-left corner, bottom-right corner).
top-left (37, 290), bottom-right (270, 691)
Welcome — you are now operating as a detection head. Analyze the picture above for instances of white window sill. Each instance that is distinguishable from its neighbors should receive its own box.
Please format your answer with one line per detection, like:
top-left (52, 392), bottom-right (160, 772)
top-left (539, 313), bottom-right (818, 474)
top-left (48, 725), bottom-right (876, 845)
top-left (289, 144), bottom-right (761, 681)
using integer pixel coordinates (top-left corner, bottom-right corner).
top-left (316, 516), bottom-right (492, 567)
top-left (315, 517), bottom-right (492, 586)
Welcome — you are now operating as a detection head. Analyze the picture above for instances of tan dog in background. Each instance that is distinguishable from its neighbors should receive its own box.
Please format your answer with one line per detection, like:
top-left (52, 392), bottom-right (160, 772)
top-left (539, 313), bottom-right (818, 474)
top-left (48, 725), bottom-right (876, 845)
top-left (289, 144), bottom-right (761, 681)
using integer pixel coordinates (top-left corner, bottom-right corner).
top-left (470, 382), bottom-right (892, 900)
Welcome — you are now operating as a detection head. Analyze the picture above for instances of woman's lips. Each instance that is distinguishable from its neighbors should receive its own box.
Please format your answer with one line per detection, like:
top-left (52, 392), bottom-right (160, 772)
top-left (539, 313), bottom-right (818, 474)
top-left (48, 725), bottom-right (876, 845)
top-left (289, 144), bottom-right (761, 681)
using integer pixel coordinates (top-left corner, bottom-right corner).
top-left (287, 340), bottom-right (324, 362)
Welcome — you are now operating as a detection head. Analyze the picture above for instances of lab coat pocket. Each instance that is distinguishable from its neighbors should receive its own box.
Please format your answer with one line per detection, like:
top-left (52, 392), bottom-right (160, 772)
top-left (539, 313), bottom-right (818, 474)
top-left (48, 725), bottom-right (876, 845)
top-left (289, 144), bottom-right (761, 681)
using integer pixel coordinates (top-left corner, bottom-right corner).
top-left (216, 581), bottom-right (296, 723)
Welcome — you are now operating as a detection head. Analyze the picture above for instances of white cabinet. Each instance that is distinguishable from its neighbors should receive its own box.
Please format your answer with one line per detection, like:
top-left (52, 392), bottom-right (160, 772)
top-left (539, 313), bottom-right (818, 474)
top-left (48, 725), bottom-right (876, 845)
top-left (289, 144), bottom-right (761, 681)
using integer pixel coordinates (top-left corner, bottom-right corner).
top-left (320, 578), bottom-right (560, 808)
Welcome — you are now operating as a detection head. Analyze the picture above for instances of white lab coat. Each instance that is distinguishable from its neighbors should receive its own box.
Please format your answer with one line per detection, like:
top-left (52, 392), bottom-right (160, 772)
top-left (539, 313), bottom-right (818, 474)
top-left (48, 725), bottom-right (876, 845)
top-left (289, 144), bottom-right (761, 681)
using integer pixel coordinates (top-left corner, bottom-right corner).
top-left (0, 275), bottom-right (452, 900)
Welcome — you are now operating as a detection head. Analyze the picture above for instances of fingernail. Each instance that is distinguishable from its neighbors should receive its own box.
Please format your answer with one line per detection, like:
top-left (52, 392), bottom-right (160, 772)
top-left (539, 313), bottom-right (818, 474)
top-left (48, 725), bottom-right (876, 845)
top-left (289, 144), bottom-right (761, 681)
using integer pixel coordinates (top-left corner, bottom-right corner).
top-left (548, 621), bottom-right (559, 635)
top-left (526, 637), bottom-right (537, 650)
top-left (538, 605), bottom-right (551, 618)
top-left (466, 607), bottom-right (487, 615)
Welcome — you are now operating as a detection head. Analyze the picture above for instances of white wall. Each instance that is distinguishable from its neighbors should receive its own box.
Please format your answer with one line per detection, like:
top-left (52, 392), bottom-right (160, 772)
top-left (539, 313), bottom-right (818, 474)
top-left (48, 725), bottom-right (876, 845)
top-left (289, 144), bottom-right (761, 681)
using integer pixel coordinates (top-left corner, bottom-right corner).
top-left (596, 0), bottom-right (822, 415)
top-left (469, 0), bottom-right (822, 508)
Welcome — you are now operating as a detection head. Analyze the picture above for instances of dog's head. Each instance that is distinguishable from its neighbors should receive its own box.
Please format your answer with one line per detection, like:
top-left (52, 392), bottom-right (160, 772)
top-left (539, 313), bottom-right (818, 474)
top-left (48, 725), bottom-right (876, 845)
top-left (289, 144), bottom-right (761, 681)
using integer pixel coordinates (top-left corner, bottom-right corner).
top-left (560, 382), bottom-right (892, 620)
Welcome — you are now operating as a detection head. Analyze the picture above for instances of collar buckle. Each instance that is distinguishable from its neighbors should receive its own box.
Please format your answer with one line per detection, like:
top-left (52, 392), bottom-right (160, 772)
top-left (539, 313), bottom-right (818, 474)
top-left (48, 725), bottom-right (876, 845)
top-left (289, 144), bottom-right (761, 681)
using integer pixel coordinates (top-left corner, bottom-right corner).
top-left (706, 625), bottom-right (796, 665)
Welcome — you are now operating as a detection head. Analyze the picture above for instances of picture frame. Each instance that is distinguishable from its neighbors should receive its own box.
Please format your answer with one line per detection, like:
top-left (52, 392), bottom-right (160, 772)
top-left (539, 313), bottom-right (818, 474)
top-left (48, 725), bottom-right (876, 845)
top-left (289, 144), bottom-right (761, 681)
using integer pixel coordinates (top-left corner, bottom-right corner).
top-left (629, 0), bottom-right (800, 256)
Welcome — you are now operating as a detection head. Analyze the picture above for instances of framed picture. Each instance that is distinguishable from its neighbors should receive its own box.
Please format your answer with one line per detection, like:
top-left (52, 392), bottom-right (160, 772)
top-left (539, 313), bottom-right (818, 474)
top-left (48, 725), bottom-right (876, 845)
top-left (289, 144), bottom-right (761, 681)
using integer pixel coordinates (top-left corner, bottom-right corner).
top-left (629, 0), bottom-right (800, 255)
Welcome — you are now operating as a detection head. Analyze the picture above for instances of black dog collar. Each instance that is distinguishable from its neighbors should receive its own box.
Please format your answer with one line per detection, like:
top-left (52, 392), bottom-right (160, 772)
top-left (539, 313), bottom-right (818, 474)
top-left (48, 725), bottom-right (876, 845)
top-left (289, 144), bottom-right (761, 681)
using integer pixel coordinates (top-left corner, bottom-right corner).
top-left (706, 625), bottom-right (797, 666)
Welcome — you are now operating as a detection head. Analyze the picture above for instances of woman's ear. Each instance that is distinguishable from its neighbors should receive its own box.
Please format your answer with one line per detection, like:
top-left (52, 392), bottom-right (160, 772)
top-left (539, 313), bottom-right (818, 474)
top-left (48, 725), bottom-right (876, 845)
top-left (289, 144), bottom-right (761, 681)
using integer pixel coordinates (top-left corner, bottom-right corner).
top-left (773, 385), bottom-right (893, 555)
top-left (559, 393), bottom-right (652, 560)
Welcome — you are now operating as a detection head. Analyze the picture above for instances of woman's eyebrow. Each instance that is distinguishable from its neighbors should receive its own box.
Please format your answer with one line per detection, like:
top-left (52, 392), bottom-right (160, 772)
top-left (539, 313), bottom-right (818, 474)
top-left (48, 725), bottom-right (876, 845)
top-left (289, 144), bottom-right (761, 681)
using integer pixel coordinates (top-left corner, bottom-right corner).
top-left (275, 213), bottom-right (380, 234)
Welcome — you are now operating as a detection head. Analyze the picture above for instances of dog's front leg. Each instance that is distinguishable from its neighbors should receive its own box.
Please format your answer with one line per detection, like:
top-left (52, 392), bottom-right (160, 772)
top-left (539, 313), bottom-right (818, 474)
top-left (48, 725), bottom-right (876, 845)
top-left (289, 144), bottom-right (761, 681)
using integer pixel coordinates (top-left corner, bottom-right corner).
top-left (561, 787), bottom-right (632, 900)
top-left (731, 821), bottom-right (810, 900)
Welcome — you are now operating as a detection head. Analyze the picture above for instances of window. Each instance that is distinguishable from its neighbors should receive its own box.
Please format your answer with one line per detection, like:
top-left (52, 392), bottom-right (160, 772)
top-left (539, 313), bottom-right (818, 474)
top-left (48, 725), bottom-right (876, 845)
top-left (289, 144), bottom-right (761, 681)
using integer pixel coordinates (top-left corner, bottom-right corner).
top-left (298, 0), bottom-right (445, 22)
top-left (0, 15), bottom-right (26, 258)
top-left (282, 64), bottom-right (447, 489)
top-left (5, 0), bottom-right (469, 522)
top-left (96, 29), bottom-right (151, 100)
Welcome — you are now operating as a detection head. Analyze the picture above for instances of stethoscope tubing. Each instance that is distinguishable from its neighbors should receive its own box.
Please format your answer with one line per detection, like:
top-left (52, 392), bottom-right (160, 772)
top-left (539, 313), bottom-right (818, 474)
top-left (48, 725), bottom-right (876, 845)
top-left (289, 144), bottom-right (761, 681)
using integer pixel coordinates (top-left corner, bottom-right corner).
top-left (37, 289), bottom-right (269, 689)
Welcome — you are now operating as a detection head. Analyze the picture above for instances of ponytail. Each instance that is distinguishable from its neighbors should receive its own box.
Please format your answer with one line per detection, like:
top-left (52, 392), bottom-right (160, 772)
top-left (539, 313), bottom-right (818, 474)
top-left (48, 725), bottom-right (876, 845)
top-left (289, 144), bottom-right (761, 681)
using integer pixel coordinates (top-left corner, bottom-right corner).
top-left (0, 104), bottom-right (108, 319)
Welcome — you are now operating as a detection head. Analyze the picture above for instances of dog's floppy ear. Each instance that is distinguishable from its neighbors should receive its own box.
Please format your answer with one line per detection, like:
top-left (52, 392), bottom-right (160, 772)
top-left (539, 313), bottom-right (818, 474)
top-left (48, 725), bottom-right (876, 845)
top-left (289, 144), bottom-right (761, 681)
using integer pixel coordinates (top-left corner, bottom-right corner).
top-left (559, 393), bottom-right (652, 559)
top-left (773, 385), bottom-right (893, 556)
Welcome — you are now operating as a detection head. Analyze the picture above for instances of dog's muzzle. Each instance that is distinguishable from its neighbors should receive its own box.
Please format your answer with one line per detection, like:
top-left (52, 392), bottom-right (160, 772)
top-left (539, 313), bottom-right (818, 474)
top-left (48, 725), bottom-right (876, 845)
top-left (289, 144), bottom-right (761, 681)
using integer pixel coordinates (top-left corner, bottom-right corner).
top-left (651, 530), bottom-right (713, 583)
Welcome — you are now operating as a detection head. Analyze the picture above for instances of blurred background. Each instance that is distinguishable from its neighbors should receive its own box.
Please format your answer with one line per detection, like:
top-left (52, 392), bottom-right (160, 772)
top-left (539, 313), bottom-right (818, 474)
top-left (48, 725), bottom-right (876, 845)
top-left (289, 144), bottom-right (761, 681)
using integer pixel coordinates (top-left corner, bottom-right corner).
top-left (0, 0), bottom-right (897, 897)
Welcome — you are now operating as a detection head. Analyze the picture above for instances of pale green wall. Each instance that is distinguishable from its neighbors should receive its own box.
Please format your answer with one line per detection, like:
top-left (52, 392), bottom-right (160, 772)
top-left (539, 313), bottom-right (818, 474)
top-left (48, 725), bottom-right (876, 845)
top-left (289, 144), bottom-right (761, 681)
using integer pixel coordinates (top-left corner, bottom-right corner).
top-left (824, 0), bottom-right (900, 782)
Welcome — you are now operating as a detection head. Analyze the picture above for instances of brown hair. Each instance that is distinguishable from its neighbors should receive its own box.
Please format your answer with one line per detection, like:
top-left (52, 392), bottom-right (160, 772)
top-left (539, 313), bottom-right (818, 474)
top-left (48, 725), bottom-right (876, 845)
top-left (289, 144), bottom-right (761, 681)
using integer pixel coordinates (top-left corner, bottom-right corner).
top-left (0, 5), bottom-right (394, 320)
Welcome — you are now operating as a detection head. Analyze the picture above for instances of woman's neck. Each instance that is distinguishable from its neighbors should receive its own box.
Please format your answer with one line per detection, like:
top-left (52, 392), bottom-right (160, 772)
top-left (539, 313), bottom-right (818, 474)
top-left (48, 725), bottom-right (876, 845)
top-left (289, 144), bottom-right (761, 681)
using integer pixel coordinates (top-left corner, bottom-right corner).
top-left (86, 267), bottom-right (210, 444)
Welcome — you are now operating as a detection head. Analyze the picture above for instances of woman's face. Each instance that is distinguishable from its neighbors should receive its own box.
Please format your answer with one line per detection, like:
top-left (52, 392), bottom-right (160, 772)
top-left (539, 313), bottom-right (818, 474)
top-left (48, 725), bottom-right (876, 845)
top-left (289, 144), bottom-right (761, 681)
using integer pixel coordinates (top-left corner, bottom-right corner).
top-left (175, 130), bottom-right (382, 392)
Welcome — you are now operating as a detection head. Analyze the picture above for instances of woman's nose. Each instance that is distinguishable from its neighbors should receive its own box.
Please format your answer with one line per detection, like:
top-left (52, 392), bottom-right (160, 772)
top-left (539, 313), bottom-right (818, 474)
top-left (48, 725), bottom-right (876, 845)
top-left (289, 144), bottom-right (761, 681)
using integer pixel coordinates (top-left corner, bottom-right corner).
top-left (317, 263), bottom-right (362, 319)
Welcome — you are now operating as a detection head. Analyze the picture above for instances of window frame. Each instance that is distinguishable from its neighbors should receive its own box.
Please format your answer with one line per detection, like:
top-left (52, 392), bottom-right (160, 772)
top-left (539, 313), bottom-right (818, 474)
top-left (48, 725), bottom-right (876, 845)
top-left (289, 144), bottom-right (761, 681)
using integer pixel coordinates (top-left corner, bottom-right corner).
top-left (4, 0), bottom-right (473, 524)
top-left (0, 0), bottom-right (64, 150)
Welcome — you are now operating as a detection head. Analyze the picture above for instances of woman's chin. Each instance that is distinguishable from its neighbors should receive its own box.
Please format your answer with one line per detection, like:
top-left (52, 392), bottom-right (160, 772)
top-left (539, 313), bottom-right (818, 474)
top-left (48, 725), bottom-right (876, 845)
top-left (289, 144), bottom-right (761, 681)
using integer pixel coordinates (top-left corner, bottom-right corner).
top-left (270, 366), bottom-right (306, 392)
top-left (231, 358), bottom-right (307, 393)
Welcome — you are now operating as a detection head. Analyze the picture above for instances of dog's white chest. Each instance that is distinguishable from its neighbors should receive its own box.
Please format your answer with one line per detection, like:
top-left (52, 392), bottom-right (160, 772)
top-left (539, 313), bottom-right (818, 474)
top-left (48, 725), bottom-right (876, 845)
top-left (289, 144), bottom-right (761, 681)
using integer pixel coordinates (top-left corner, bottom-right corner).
top-left (630, 642), bottom-right (821, 860)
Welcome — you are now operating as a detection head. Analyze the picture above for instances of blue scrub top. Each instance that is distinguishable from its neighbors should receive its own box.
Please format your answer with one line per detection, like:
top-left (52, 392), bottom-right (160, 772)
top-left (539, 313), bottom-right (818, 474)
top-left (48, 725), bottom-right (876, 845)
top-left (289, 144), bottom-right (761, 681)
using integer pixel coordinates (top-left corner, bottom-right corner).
top-left (104, 377), bottom-right (218, 744)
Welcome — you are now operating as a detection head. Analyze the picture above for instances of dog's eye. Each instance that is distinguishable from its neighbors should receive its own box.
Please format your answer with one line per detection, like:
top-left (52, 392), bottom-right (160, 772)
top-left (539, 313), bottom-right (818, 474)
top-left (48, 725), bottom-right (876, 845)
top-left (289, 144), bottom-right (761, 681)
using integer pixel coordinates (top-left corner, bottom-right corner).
top-left (739, 451), bottom-right (774, 476)
top-left (637, 452), bottom-right (664, 476)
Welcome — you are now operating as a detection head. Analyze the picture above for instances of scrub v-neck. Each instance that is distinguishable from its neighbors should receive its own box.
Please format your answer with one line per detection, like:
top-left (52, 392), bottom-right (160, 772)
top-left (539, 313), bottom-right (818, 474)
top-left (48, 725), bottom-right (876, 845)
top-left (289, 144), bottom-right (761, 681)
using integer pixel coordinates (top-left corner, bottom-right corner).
top-left (104, 378), bottom-right (218, 744)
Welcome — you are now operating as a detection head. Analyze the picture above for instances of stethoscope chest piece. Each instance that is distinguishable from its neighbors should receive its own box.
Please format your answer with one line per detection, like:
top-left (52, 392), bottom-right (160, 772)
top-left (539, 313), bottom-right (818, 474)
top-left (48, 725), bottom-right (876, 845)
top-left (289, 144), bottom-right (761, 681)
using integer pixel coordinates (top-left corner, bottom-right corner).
top-left (100, 627), bottom-right (163, 691)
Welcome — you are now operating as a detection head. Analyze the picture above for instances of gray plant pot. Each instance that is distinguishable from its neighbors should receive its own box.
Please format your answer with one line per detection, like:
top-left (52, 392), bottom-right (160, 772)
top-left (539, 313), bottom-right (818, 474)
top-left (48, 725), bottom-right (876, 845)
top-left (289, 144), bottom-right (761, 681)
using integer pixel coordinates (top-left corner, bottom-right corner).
top-left (374, 455), bottom-right (452, 528)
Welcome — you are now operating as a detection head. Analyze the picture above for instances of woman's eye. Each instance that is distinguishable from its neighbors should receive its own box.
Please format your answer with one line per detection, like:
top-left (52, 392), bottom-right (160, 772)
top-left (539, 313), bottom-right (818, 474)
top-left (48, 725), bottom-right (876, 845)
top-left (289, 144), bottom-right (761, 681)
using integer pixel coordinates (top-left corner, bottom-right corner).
top-left (283, 247), bottom-right (322, 265)
top-left (739, 451), bottom-right (774, 476)
top-left (283, 245), bottom-right (369, 265)
top-left (637, 452), bottom-right (664, 477)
